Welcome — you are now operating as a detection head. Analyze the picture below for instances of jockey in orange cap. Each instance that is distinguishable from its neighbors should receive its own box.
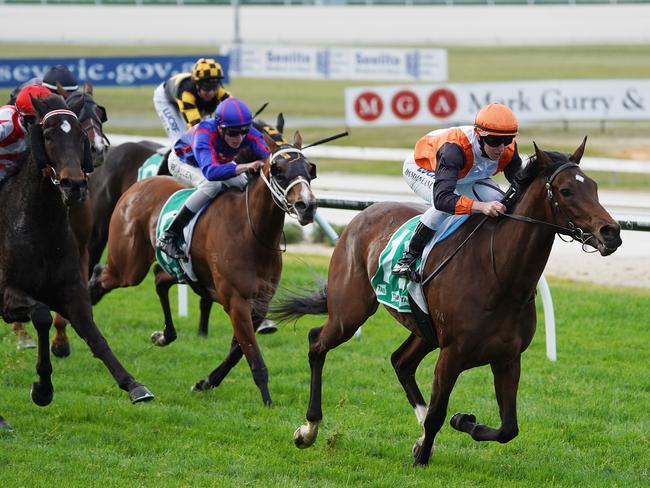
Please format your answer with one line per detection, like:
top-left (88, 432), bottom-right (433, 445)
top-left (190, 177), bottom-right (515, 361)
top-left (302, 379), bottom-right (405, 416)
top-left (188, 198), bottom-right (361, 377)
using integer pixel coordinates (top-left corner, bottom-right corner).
top-left (392, 103), bottom-right (523, 280)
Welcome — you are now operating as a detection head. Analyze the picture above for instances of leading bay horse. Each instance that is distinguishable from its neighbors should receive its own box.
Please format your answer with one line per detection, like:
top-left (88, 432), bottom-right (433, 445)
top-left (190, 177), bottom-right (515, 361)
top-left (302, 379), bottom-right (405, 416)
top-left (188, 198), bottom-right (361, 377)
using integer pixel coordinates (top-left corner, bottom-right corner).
top-left (271, 139), bottom-right (622, 465)
top-left (89, 130), bottom-right (316, 405)
top-left (0, 95), bottom-right (152, 431)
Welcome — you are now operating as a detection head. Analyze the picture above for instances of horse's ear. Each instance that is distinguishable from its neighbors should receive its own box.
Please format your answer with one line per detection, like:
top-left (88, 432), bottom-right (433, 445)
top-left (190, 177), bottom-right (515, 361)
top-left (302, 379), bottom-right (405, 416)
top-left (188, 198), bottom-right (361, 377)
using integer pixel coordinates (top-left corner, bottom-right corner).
top-left (263, 131), bottom-right (278, 152)
top-left (30, 95), bottom-right (47, 119)
top-left (29, 124), bottom-right (48, 169)
top-left (83, 81), bottom-right (93, 94)
top-left (293, 130), bottom-right (303, 150)
top-left (55, 81), bottom-right (68, 98)
top-left (569, 136), bottom-right (587, 164)
top-left (276, 113), bottom-right (285, 134)
top-left (533, 141), bottom-right (553, 169)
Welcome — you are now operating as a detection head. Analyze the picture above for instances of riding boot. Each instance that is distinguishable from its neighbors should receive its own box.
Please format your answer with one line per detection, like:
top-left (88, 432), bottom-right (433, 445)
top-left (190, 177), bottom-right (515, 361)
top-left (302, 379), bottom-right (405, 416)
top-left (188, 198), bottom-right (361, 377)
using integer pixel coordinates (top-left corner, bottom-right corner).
top-left (391, 222), bottom-right (436, 281)
top-left (156, 205), bottom-right (196, 259)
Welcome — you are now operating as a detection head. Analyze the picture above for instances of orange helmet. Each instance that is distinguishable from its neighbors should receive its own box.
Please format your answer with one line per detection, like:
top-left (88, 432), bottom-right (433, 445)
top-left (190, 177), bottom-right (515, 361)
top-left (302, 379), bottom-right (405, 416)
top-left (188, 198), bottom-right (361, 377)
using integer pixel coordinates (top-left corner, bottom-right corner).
top-left (474, 103), bottom-right (518, 137)
top-left (15, 85), bottom-right (52, 117)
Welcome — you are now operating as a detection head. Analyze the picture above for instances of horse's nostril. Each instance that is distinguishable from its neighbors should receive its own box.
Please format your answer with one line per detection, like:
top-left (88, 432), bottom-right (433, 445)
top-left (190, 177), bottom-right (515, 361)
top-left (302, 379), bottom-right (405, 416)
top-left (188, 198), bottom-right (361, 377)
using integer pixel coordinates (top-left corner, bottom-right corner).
top-left (601, 224), bottom-right (621, 240)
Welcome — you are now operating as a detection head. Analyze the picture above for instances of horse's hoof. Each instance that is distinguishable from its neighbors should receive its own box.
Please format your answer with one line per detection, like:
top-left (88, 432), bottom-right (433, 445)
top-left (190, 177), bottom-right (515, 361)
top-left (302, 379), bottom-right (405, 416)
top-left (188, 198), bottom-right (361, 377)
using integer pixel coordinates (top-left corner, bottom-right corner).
top-left (30, 382), bottom-right (53, 407)
top-left (51, 341), bottom-right (71, 358)
top-left (191, 379), bottom-right (211, 392)
top-left (293, 425), bottom-right (315, 449)
top-left (450, 412), bottom-right (476, 431)
top-left (256, 319), bottom-right (278, 335)
top-left (15, 331), bottom-right (36, 350)
top-left (150, 331), bottom-right (167, 347)
top-left (0, 416), bottom-right (15, 432)
top-left (129, 385), bottom-right (155, 404)
top-left (412, 437), bottom-right (431, 467)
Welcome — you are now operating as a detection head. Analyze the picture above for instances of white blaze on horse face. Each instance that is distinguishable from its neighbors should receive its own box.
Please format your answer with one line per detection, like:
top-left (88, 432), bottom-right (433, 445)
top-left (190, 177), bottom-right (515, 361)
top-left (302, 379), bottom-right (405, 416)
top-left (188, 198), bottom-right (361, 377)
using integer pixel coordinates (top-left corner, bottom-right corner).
top-left (60, 120), bottom-right (72, 133)
top-left (93, 131), bottom-right (106, 151)
top-left (575, 174), bottom-right (585, 183)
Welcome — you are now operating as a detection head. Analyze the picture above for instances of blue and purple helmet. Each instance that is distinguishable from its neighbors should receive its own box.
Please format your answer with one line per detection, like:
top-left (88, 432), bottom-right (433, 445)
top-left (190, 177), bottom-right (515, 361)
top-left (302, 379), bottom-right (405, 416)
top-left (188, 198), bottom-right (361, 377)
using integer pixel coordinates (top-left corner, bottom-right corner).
top-left (215, 97), bottom-right (253, 129)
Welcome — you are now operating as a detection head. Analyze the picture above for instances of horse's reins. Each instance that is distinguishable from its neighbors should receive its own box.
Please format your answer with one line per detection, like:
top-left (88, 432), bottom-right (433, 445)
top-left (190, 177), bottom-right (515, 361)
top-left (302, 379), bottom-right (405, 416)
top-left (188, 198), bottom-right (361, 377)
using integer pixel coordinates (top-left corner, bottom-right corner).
top-left (39, 109), bottom-right (79, 186)
top-left (420, 162), bottom-right (594, 286)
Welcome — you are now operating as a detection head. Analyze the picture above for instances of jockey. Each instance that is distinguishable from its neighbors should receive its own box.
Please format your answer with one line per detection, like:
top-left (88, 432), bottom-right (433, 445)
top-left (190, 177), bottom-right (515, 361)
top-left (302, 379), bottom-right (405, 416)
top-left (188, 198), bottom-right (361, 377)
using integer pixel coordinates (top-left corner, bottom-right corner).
top-left (153, 57), bottom-right (231, 144)
top-left (0, 85), bottom-right (52, 184)
top-left (156, 97), bottom-right (268, 260)
top-left (392, 103), bottom-right (523, 280)
top-left (7, 65), bottom-right (79, 104)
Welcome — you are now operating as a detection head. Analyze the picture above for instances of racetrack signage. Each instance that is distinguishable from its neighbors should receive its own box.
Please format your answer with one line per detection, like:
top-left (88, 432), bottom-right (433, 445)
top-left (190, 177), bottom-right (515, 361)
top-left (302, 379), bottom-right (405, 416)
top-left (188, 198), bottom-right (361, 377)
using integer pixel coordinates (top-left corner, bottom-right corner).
top-left (345, 80), bottom-right (650, 126)
top-left (0, 55), bottom-right (230, 88)
top-left (222, 44), bottom-right (447, 81)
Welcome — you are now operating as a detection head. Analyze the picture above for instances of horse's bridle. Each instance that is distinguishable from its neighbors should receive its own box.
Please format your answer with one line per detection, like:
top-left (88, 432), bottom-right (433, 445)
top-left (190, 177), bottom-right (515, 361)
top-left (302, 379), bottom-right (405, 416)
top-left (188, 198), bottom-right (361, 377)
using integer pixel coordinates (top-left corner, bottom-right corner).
top-left (501, 162), bottom-right (597, 249)
top-left (259, 147), bottom-right (313, 219)
top-left (39, 109), bottom-right (80, 186)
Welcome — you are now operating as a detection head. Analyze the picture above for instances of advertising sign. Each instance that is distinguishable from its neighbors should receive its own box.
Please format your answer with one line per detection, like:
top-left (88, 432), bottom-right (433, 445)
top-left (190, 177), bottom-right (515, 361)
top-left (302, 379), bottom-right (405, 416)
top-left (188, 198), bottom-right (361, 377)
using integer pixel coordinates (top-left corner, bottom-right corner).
top-left (224, 45), bottom-right (447, 81)
top-left (0, 55), bottom-right (230, 88)
top-left (345, 80), bottom-right (650, 126)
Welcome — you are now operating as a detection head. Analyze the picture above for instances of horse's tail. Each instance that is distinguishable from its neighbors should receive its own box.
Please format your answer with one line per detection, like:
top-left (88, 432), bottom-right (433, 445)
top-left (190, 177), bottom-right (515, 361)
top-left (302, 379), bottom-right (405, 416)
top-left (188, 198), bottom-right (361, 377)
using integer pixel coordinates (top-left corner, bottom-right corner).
top-left (270, 282), bottom-right (328, 323)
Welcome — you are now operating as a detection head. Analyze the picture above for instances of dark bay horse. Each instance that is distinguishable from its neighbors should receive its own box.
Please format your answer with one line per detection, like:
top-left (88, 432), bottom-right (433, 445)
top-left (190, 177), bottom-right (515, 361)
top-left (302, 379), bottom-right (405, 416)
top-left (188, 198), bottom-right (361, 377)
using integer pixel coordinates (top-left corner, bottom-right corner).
top-left (272, 139), bottom-right (622, 465)
top-left (0, 95), bottom-right (152, 431)
top-left (10, 82), bottom-right (111, 356)
top-left (89, 131), bottom-right (316, 405)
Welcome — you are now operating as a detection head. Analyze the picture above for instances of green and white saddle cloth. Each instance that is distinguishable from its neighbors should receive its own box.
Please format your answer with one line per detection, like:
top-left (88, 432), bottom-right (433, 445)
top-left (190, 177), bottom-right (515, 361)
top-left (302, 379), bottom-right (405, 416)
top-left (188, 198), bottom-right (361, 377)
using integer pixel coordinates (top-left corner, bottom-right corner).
top-left (137, 153), bottom-right (164, 181)
top-left (155, 188), bottom-right (200, 283)
top-left (370, 216), bottom-right (426, 313)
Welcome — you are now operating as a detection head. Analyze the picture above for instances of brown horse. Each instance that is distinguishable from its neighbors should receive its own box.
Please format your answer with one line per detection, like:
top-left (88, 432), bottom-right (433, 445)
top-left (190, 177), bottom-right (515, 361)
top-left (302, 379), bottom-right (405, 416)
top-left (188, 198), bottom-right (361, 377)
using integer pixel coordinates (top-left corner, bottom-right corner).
top-left (10, 82), bottom-right (110, 354)
top-left (271, 139), bottom-right (622, 465)
top-left (88, 131), bottom-right (317, 405)
top-left (0, 95), bottom-right (152, 431)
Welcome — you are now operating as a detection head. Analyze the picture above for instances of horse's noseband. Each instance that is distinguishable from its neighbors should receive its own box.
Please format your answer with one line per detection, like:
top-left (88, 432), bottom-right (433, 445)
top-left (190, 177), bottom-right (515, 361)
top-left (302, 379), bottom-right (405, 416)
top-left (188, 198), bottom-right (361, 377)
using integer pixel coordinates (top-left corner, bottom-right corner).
top-left (261, 147), bottom-right (313, 219)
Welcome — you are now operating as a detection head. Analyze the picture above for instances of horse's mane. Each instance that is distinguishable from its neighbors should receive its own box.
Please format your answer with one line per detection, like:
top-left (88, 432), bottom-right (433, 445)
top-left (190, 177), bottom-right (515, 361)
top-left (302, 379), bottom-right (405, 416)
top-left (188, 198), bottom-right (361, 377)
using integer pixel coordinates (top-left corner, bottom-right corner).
top-left (512, 150), bottom-right (573, 191)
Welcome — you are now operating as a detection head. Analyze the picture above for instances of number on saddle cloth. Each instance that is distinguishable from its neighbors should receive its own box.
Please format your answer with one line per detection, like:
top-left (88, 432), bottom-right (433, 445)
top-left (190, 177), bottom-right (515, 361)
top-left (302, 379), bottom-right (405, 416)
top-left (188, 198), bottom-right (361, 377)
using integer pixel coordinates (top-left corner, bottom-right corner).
top-left (155, 188), bottom-right (196, 282)
top-left (137, 153), bottom-right (165, 181)
top-left (370, 214), bottom-right (470, 312)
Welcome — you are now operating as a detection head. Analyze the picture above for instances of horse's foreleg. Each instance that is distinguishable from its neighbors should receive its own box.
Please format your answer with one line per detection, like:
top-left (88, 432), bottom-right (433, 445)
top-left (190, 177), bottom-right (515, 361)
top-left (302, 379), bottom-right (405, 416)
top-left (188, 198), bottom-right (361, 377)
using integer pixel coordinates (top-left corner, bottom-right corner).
top-left (450, 356), bottom-right (521, 443)
top-left (391, 333), bottom-right (437, 428)
top-left (197, 296), bottom-right (212, 337)
top-left (63, 294), bottom-right (154, 404)
top-left (3, 286), bottom-right (54, 406)
top-left (51, 313), bottom-right (71, 358)
top-left (151, 265), bottom-right (178, 346)
top-left (192, 335), bottom-right (243, 392)
top-left (413, 349), bottom-right (463, 467)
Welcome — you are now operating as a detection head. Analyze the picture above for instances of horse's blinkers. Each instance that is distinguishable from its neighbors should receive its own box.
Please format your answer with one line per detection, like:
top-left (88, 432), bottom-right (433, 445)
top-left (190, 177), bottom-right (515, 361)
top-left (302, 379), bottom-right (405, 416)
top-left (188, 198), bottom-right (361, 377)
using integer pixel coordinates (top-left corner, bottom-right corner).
top-left (29, 124), bottom-right (48, 170)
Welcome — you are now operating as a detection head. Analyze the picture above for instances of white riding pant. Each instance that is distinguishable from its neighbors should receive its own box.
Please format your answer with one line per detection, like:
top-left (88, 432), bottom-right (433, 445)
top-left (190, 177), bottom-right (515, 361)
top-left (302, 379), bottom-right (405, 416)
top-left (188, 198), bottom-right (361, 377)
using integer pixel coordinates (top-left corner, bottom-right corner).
top-left (168, 152), bottom-right (248, 212)
top-left (153, 83), bottom-right (187, 144)
top-left (402, 153), bottom-right (505, 230)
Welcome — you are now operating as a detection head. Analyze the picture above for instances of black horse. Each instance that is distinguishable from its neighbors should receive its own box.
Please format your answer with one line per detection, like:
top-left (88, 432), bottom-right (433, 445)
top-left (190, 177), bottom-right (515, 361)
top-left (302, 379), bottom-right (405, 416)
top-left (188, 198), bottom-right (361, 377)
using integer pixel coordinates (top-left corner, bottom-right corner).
top-left (0, 95), bottom-right (152, 432)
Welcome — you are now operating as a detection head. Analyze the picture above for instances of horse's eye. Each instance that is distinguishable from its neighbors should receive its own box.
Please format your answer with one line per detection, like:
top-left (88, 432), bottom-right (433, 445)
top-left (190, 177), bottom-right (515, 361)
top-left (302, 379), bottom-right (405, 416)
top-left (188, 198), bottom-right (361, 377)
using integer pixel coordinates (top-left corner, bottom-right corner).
top-left (559, 188), bottom-right (572, 197)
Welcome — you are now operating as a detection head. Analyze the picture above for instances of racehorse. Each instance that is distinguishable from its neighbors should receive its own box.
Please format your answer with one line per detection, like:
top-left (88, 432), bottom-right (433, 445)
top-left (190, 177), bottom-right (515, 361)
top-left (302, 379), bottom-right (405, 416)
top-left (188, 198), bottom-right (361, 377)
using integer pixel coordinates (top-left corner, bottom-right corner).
top-left (88, 130), bottom-right (316, 405)
top-left (85, 117), bottom-right (286, 339)
top-left (271, 139), bottom-right (622, 465)
top-left (10, 82), bottom-right (111, 356)
top-left (0, 95), bottom-right (152, 431)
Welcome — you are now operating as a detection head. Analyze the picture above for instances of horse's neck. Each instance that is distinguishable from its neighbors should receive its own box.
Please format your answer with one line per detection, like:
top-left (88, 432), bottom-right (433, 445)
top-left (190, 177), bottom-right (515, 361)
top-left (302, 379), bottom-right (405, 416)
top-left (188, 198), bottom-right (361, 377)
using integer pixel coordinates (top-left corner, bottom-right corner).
top-left (247, 174), bottom-right (286, 244)
top-left (493, 185), bottom-right (557, 295)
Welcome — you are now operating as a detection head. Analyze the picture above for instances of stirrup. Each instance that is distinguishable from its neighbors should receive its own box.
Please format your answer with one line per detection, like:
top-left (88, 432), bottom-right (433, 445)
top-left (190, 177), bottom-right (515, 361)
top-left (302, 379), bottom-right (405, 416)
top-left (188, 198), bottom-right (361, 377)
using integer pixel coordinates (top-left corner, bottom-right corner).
top-left (157, 233), bottom-right (183, 260)
top-left (392, 256), bottom-right (416, 276)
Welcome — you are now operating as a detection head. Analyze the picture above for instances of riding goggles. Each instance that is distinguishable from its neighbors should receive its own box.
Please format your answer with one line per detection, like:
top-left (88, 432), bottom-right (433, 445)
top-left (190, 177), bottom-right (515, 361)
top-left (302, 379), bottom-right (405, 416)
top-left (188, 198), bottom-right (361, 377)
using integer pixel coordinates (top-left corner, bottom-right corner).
top-left (482, 135), bottom-right (514, 148)
top-left (198, 78), bottom-right (221, 91)
top-left (223, 125), bottom-right (250, 137)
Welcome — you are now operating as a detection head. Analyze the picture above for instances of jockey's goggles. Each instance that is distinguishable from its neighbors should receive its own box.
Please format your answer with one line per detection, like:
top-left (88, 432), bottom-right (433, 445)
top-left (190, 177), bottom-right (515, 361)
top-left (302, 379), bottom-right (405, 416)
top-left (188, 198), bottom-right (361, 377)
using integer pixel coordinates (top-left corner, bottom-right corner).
top-left (198, 78), bottom-right (221, 91)
top-left (482, 135), bottom-right (514, 148)
top-left (223, 125), bottom-right (250, 137)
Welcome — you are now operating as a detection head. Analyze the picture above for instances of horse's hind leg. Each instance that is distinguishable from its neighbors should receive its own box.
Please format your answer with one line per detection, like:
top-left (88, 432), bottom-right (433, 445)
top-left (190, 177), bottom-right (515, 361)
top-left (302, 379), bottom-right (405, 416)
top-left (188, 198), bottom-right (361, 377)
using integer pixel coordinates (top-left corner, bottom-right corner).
top-left (192, 335), bottom-right (243, 392)
top-left (51, 313), bottom-right (71, 358)
top-left (197, 296), bottom-right (212, 337)
top-left (150, 265), bottom-right (179, 346)
top-left (391, 333), bottom-right (437, 428)
top-left (450, 355), bottom-right (521, 443)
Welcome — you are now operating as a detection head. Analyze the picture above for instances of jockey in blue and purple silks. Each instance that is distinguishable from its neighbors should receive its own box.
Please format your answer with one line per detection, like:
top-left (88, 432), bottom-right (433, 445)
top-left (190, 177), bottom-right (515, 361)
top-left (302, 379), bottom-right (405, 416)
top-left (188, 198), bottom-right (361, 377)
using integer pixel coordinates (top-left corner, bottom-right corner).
top-left (156, 97), bottom-right (268, 260)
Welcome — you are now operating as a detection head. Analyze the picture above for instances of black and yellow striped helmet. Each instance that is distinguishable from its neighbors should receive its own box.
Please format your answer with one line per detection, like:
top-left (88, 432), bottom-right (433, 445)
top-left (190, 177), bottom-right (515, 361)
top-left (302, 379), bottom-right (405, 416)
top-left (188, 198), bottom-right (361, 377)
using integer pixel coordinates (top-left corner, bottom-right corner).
top-left (191, 58), bottom-right (224, 84)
